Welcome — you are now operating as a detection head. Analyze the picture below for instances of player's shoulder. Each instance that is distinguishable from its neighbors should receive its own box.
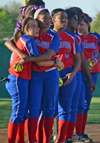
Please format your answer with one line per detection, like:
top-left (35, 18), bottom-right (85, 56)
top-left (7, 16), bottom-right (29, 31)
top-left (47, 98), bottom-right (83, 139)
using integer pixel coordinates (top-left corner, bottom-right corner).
top-left (88, 32), bottom-right (98, 39)
top-left (47, 29), bottom-right (60, 39)
top-left (93, 32), bottom-right (100, 39)
top-left (19, 35), bottom-right (35, 46)
top-left (63, 29), bottom-right (75, 40)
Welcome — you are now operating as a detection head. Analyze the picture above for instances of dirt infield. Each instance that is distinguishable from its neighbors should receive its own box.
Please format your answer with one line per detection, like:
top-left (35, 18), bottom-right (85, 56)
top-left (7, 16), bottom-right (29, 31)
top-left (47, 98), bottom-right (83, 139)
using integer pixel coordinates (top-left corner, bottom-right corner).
top-left (0, 124), bottom-right (100, 143)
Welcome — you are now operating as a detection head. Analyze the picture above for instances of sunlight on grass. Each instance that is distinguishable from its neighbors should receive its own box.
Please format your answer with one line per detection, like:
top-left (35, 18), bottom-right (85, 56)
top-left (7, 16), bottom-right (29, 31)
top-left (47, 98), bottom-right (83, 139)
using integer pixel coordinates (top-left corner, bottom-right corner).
top-left (0, 97), bottom-right (100, 128)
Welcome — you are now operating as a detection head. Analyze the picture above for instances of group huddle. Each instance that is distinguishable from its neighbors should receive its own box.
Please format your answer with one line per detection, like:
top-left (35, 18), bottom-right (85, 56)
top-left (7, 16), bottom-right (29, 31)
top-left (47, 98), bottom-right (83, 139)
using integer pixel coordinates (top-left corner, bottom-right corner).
top-left (5, 0), bottom-right (100, 143)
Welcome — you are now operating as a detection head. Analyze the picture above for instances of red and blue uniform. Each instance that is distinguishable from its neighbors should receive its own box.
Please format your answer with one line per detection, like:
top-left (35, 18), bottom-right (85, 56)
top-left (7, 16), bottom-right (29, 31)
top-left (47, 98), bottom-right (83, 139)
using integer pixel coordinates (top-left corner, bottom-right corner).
top-left (76, 32), bottom-right (100, 135)
top-left (6, 34), bottom-right (40, 125)
top-left (56, 30), bottom-right (80, 142)
top-left (64, 32), bottom-right (84, 139)
top-left (27, 30), bottom-right (60, 142)
top-left (28, 30), bottom-right (60, 119)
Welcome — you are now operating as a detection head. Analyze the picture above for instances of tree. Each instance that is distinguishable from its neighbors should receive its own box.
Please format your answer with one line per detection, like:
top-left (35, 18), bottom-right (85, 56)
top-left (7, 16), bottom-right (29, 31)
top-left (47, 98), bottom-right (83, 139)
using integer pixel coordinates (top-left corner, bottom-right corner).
top-left (91, 11), bottom-right (100, 34)
top-left (3, 1), bottom-right (22, 21)
top-left (0, 2), bottom-right (22, 42)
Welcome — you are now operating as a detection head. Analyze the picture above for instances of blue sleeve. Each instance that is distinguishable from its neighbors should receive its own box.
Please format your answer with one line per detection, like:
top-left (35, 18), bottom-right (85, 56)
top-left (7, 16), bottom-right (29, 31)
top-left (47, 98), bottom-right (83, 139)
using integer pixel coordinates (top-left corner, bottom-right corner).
top-left (75, 36), bottom-right (81, 53)
top-left (13, 27), bottom-right (18, 36)
top-left (49, 34), bottom-right (60, 54)
top-left (94, 32), bottom-right (100, 47)
top-left (81, 41), bottom-right (84, 52)
top-left (27, 39), bottom-right (40, 56)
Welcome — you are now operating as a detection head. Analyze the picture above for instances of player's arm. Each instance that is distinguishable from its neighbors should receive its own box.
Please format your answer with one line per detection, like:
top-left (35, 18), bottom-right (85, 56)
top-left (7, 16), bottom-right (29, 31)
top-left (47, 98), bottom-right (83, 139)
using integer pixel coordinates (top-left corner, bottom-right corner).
top-left (36, 58), bottom-right (64, 69)
top-left (5, 37), bottom-right (28, 60)
top-left (63, 53), bottom-right (81, 86)
top-left (81, 52), bottom-right (96, 93)
top-left (5, 37), bottom-right (57, 62)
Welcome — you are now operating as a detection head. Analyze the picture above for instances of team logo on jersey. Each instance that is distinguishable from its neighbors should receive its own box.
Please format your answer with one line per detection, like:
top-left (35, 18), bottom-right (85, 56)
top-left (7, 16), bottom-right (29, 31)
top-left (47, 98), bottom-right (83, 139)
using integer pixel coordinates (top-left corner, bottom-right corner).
top-left (35, 39), bottom-right (50, 49)
top-left (66, 51), bottom-right (70, 59)
top-left (82, 42), bottom-right (97, 49)
top-left (59, 41), bottom-right (71, 49)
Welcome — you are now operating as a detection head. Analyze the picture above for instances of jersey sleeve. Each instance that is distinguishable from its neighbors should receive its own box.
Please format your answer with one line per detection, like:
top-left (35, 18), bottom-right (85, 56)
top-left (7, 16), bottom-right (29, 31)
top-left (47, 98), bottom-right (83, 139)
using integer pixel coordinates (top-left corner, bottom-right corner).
top-left (73, 36), bottom-right (81, 54)
top-left (80, 40), bottom-right (84, 52)
top-left (13, 27), bottom-right (18, 36)
top-left (94, 32), bottom-right (100, 47)
top-left (49, 34), bottom-right (60, 54)
top-left (27, 38), bottom-right (40, 56)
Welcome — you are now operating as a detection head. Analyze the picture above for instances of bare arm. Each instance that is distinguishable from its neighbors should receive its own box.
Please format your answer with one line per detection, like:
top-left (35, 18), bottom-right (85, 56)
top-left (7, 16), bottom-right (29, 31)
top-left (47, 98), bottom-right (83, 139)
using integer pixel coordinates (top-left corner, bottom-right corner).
top-left (81, 52), bottom-right (96, 93)
top-left (36, 58), bottom-right (64, 69)
top-left (28, 49), bottom-right (56, 62)
top-left (5, 37), bottom-right (28, 59)
top-left (5, 37), bottom-right (57, 62)
top-left (63, 53), bottom-right (81, 86)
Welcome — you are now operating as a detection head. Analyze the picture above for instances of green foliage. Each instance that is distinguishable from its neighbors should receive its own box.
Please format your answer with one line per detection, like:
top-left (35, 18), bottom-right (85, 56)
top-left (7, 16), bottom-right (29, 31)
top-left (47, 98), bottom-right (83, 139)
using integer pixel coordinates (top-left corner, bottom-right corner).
top-left (0, 8), bottom-right (15, 42)
top-left (3, 1), bottom-right (22, 21)
top-left (0, 2), bottom-right (22, 42)
top-left (91, 12), bottom-right (100, 34)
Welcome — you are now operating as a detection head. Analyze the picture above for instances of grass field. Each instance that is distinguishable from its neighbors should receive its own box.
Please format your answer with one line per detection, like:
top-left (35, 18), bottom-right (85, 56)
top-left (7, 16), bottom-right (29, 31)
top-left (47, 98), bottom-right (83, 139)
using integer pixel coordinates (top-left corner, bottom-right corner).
top-left (0, 97), bottom-right (100, 129)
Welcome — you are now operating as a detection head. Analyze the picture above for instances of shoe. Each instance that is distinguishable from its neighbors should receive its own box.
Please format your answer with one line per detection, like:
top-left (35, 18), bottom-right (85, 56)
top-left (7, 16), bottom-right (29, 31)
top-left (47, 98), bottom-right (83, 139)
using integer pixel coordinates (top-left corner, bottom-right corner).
top-left (73, 134), bottom-right (85, 143)
top-left (72, 134), bottom-right (79, 142)
top-left (81, 133), bottom-right (93, 142)
top-left (65, 138), bottom-right (72, 143)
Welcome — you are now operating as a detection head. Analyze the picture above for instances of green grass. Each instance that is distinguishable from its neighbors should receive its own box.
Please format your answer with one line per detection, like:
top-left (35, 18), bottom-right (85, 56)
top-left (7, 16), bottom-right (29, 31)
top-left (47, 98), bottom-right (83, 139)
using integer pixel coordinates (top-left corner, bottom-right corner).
top-left (0, 98), bottom-right (12, 128)
top-left (87, 97), bottom-right (100, 124)
top-left (0, 97), bottom-right (100, 128)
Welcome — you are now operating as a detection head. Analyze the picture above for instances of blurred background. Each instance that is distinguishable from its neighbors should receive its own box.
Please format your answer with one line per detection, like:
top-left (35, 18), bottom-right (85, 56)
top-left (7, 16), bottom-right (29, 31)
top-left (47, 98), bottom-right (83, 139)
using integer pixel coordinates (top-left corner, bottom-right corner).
top-left (0, 0), bottom-right (100, 142)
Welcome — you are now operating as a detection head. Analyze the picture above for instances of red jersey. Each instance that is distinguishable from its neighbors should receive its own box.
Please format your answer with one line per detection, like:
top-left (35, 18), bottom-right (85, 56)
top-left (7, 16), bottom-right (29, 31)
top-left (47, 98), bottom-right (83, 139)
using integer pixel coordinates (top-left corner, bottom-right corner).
top-left (33, 30), bottom-right (60, 72)
top-left (80, 33), bottom-right (99, 73)
top-left (9, 35), bottom-right (40, 79)
top-left (58, 31), bottom-right (80, 69)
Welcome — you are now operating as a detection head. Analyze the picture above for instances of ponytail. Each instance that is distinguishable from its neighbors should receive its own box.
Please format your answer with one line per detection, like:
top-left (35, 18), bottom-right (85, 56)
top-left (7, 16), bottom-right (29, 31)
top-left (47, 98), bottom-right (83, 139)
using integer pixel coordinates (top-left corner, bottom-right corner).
top-left (14, 17), bottom-right (34, 43)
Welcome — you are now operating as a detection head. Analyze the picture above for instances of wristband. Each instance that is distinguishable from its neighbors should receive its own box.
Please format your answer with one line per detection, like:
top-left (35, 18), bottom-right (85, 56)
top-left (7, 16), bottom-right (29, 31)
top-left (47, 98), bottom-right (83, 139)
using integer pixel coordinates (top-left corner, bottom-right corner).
top-left (54, 57), bottom-right (57, 65)
top-left (94, 58), bottom-right (98, 64)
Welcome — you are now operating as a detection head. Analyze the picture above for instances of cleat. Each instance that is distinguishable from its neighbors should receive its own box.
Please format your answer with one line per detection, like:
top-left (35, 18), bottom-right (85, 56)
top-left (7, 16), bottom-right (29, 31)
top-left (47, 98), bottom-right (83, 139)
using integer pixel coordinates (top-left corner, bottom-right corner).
top-left (72, 134), bottom-right (79, 142)
top-left (81, 133), bottom-right (93, 142)
top-left (65, 138), bottom-right (72, 143)
top-left (73, 134), bottom-right (85, 143)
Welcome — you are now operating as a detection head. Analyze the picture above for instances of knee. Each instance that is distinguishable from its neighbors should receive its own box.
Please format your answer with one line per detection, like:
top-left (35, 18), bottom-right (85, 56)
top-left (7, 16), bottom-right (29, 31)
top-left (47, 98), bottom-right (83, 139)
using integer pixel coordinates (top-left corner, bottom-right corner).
top-left (43, 108), bottom-right (54, 118)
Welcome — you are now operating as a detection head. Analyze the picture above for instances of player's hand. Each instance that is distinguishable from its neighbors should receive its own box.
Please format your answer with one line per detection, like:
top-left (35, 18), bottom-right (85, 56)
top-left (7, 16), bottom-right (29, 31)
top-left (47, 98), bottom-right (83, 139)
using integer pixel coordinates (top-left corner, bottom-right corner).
top-left (63, 72), bottom-right (75, 86)
top-left (56, 61), bottom-right (64, 70)
top-left (88, 58), bottom-right (96, 67)
top-left (89, 80), bottom-right (96, 94)
top-left (14, 59), bottom-right (25, 70)
top-left (18, 51), bottom-right (29, 61)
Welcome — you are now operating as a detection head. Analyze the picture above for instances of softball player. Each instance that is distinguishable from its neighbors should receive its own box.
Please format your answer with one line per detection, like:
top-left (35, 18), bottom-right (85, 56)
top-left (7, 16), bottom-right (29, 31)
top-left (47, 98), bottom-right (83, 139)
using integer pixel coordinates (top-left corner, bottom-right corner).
top-left (76, 13), bottom-right (100, 142)
top-left (6, 17), bottom-right (40, 143)
top-left (51, 8), bottom-right (81, 142)
top-left (64, 8), bottom-right (95, 143)
top-left (26, 8), bottom-right (61, 143)
top-left (5, 7), bottom-right (64, 143)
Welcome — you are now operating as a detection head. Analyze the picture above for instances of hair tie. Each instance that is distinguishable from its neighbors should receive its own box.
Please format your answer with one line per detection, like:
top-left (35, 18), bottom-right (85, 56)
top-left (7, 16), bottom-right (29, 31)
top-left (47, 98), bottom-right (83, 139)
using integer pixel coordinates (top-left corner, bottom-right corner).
top-left (19, 19), bottom-right (23, 23)
top-left (81, 13), bottom-right (89, 22)
top-left (16, 23), bottom-right (21, 30)
top-left (22, 7), bottom-right (26, 16)
top-left (31, 7), bottom-right (38, 11)
top-left (39, 5), bottom-right (45, 9)
top-left (90, 17), bottom-right (93, 22)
